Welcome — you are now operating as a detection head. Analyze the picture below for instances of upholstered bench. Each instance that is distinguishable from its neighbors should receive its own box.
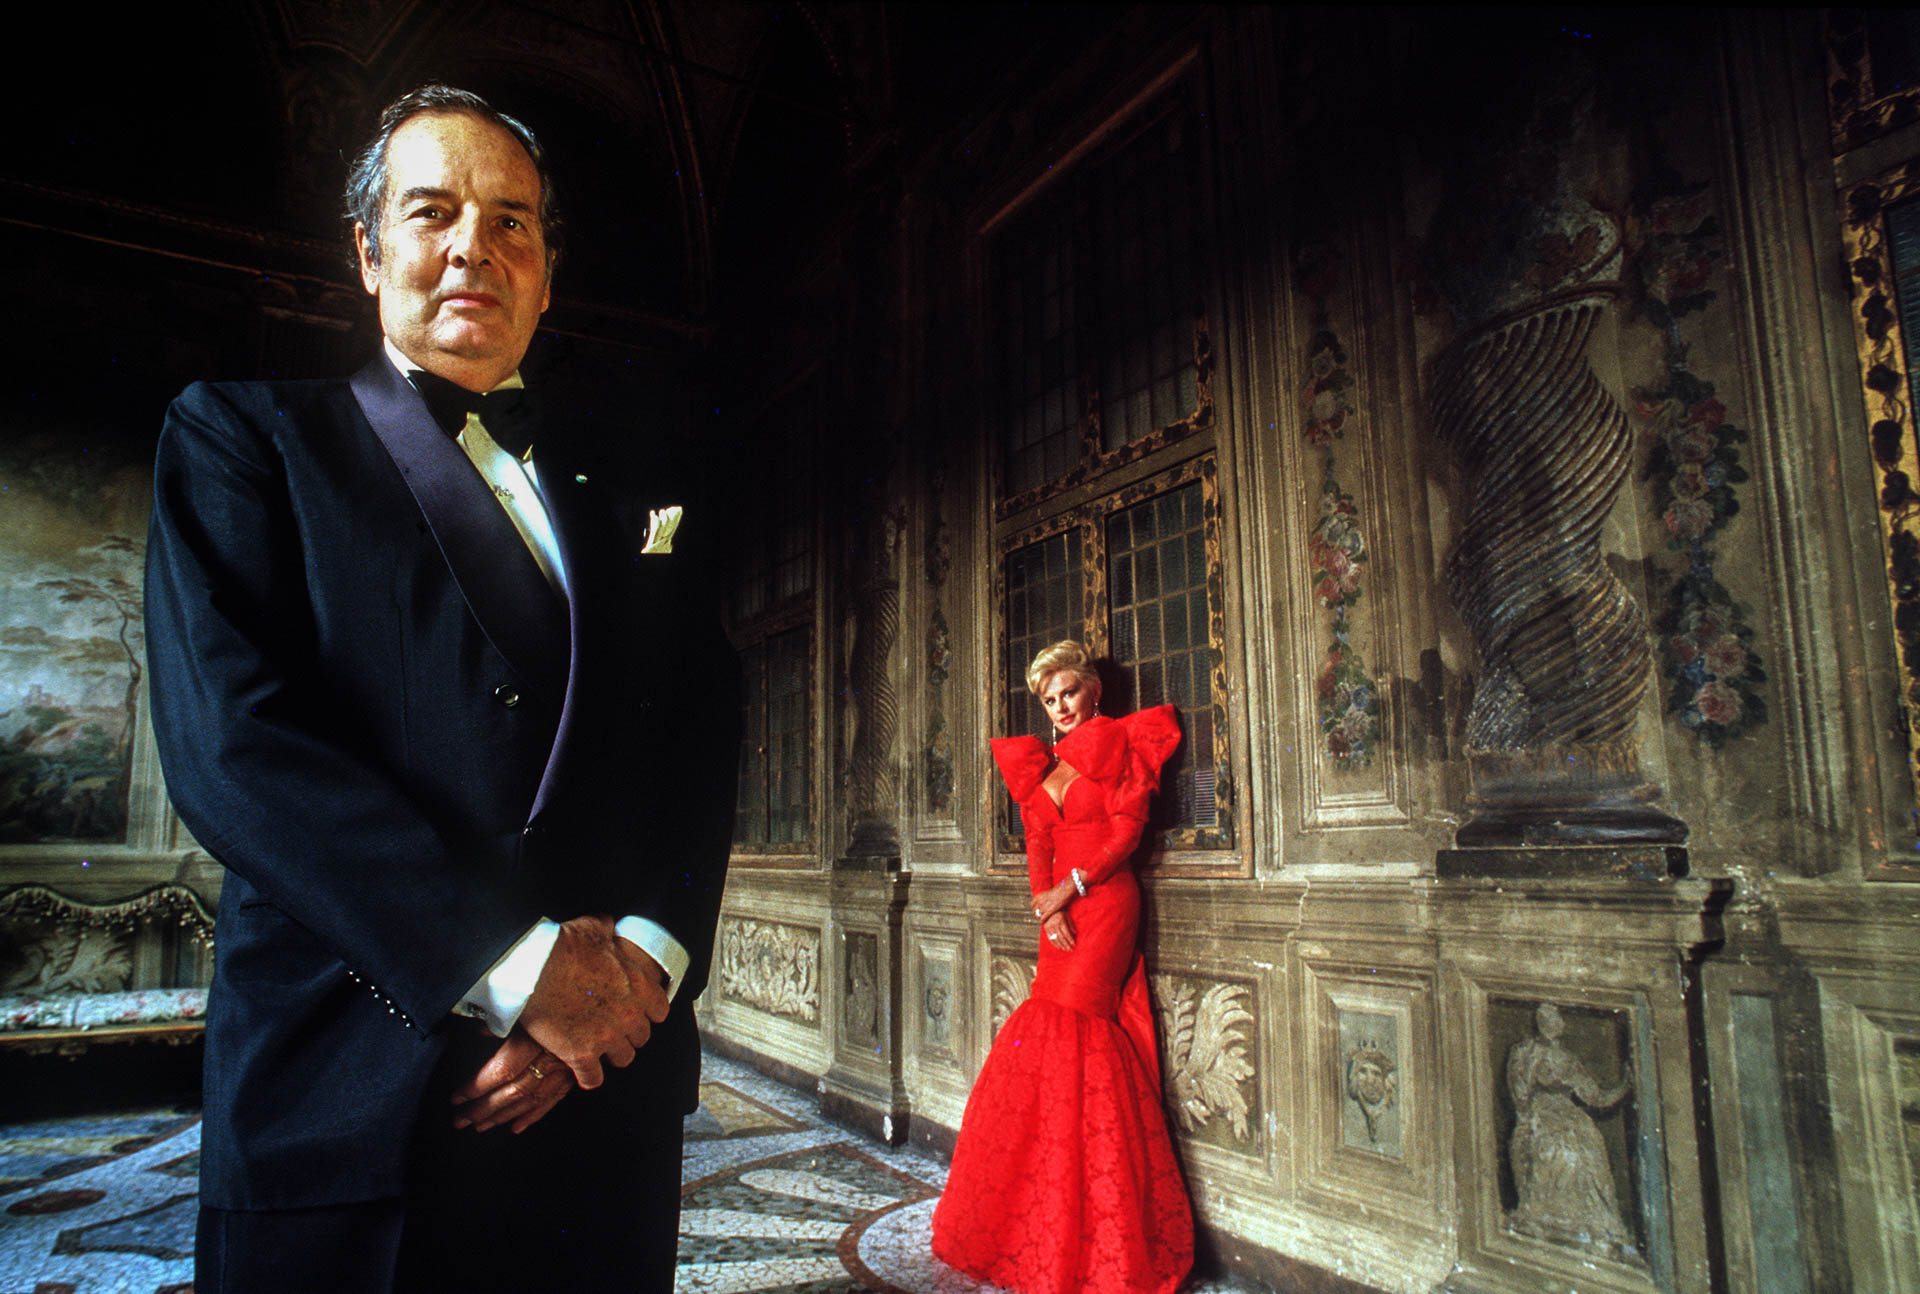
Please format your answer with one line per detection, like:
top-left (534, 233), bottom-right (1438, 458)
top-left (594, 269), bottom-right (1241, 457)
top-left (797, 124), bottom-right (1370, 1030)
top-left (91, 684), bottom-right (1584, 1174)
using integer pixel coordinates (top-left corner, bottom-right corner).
top-left (0, 883), bottom-right (212, 1056)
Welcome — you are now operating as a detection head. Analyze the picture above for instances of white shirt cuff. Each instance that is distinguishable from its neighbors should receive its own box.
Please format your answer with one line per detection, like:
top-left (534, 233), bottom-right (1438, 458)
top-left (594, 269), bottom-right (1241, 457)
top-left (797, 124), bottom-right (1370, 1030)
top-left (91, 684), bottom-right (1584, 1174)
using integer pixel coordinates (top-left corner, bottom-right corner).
top-left (456, 915), bottom-right (691, 1037)
top-left (457, 919), bottom-right (559, 1038)
top-left (615, 916), bottom-right (690, 1003)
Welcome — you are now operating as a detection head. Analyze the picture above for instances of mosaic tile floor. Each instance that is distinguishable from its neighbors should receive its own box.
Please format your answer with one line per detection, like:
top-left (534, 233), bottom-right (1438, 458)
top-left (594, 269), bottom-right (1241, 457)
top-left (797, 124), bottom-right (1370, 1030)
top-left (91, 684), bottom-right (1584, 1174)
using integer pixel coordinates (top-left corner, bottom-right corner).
top-left (0, 1051), bottom-right (1261, 1293)
top-left (0, 1107), bottom-right (200, 1292)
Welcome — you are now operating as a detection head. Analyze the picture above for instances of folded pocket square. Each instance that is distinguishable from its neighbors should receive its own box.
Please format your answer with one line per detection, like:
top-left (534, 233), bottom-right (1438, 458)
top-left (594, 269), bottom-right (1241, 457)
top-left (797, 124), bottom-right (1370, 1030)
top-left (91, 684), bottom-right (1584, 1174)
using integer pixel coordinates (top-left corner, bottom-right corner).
top-left (643, 505), bottom-right (683, 554)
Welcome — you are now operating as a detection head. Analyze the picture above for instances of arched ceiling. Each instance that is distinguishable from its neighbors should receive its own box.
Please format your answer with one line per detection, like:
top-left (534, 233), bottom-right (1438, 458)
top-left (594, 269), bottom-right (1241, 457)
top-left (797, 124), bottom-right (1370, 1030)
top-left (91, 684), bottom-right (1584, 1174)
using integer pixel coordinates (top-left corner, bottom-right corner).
top-left (6, 0), bottom-right (871, 346)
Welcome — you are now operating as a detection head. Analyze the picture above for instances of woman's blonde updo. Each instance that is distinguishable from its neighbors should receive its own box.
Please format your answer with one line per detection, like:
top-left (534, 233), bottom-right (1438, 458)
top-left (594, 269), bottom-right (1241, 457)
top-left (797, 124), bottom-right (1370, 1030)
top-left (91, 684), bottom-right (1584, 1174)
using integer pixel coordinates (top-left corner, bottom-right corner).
top-left (1026, 640), bottom-right (1102, 699)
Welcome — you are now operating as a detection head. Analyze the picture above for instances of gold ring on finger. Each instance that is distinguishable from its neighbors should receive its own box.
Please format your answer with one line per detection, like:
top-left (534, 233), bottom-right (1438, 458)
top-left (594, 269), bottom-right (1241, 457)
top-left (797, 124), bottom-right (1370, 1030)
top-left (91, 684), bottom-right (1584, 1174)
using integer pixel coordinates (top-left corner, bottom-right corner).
top-left (529, 1062), bottom-right (546, 1080)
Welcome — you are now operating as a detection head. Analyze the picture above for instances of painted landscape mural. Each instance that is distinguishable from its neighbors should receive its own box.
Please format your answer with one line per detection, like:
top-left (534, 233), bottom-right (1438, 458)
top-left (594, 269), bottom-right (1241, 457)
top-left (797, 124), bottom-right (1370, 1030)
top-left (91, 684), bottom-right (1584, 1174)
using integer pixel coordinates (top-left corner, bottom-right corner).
top-left (0, 434), bottom-right (150, 844)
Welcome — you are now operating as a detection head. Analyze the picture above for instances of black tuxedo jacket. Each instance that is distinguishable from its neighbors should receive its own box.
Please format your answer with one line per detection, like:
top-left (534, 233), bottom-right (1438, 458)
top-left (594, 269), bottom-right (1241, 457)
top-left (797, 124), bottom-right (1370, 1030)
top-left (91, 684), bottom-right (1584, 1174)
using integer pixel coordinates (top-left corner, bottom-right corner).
top-left (146, 353), bottom-right (737, 1210)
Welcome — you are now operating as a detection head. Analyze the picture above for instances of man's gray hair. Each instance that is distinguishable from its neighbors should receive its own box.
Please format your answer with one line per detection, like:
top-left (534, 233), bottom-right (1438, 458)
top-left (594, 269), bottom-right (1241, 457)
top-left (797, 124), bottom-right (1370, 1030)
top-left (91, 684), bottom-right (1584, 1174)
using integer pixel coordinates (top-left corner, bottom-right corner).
top-left (344, 84), bottom-right (565, 272)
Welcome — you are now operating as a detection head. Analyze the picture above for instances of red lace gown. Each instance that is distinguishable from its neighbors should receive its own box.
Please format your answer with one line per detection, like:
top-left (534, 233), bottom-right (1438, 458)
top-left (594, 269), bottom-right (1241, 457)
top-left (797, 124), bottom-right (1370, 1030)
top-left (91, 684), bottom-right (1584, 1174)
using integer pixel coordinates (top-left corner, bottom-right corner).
top-left (932, 706), bottom-right (1194, 1294)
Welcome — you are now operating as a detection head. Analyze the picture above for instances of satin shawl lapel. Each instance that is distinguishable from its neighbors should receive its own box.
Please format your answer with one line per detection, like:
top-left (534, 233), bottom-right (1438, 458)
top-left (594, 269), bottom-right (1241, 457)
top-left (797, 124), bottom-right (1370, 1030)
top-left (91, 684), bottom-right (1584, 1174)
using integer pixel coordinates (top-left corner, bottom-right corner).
top-left (348, 355), bottom-right (570, 702)
top-left (522, 459), bottom-right (643, 822)
top-left (527, 462), bottom-right (593, 822)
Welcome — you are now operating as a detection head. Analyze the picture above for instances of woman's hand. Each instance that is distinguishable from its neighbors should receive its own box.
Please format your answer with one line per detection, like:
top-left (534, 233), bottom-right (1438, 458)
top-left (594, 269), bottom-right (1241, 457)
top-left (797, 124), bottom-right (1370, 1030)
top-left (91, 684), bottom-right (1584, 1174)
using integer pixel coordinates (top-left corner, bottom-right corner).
top-left (1032, 878), bottom-right (1075, 922)
top-left (1043, 912), bottom-right (1076, 951)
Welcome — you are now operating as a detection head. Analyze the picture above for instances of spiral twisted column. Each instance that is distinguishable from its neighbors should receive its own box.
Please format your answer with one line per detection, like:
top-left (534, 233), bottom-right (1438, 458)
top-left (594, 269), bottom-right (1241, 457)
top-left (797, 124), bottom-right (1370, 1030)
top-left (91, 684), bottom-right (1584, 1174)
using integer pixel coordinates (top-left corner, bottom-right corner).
top-left (1429, 287), bottom-right (1683, 847)
top-left (845, 510), bottom-right (903, 859)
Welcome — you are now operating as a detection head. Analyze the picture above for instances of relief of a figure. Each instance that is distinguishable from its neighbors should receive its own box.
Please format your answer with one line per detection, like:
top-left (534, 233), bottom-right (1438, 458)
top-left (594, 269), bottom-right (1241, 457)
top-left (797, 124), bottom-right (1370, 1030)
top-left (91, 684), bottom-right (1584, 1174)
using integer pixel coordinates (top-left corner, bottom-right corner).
top-left (1344, 1039), bottom-right (1399, 1150)
top-left (1505, 1002), bottom-right (1637, 1258)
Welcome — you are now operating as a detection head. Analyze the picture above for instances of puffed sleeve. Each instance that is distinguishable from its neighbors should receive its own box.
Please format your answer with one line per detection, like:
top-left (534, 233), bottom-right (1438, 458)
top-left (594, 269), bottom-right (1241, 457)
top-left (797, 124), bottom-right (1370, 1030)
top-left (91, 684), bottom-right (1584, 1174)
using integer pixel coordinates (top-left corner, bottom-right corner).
top-left (990, 736), bottom-right (1051, 802)
top-left (1083, 705), bottom-right (1182, 886)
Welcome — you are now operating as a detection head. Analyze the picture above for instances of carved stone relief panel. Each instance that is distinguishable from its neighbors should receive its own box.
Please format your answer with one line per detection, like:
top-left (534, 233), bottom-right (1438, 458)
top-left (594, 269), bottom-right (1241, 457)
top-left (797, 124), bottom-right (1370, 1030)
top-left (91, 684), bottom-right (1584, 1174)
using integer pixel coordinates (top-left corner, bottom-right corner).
top-left (718, 917), bottom-right (821, 1027)
top-left (1151, 971), bottom-right (1259, 1155)
top-left (1339, 1008), bottom-right (1401, 1158)
top-left (1490, 997), bottom-right (1643, 1265)
top-left (1438, 884), bottom-right (1724, 1292)
top-left (920, 950), bottom-right (954, 1058)
top-left (989, 953), bottom-right (1034, 1038)
top-left (1295, 945), bottom-right (1443, 1235)
top-left (843, 929), bottom-right (880, 1049)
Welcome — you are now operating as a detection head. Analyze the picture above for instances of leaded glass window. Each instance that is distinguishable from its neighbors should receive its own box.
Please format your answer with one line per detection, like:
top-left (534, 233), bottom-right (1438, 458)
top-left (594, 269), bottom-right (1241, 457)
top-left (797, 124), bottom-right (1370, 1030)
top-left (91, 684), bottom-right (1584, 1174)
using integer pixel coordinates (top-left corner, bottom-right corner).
top-left (1005, 529), bottom-right (1087, 737)
top-left (1107, 481), bottom-right (1215, 829)
top-left (990, 71), bottom-right (1231, 869)
top-left (996, 203), bottom-right (1081, 499)
top-left (729, 394), bottom-right (817, 857)
top-left (990, 79), bottom-right (1211, 508)
top-left (996, 463), bottom-right (1230, 857)
top-left (1889, 198), bottom-right (1920, 378)
top-left (1088, 108), bottom-right (1202, 453)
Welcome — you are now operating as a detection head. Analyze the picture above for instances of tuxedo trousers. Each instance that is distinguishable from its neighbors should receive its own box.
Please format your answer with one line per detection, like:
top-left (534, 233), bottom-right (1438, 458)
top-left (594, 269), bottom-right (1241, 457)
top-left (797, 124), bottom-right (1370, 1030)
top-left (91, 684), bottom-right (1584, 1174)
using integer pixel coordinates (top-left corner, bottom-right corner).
top-left (196, 1027), bottom-right (685, 1293)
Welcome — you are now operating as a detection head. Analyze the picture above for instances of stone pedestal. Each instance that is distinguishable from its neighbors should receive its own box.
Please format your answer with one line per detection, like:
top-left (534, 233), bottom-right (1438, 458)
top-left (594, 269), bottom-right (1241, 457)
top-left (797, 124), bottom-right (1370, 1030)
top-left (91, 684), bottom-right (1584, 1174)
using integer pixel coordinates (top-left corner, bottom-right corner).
top-left (1437, 845), bottom-right (1688, 882)
top-left (1432, 871), bottom-right (1730, 1294)
top-left (819, 861), bottom-right (913, 1144)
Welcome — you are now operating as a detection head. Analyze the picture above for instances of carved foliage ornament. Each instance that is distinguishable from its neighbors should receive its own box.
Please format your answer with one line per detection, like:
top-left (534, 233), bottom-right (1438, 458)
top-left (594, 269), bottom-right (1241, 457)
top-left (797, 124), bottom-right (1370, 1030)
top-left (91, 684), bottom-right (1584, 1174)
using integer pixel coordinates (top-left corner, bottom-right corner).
top-left (1153, 975), bottom-right (1256, 1144)
top-left (0, 884), bottom-right (211, 997)
top-left (989, 954), bottom-right (1033, 1038)
top-left (0, 920), bottom-right (131, 995)
top-left (718, 918), bottom-right (820, 1025)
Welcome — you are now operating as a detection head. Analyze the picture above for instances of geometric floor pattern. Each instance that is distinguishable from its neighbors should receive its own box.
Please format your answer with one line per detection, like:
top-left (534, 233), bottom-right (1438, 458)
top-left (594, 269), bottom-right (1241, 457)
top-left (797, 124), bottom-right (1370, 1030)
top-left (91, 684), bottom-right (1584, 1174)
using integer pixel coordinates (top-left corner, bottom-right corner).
top-left (0, 1108), bottom-right (200, 1294)
top-left (0, 1049), bottom-right (1261, 1293)
top-left (682, 1053), bottom-right (1257, 1294)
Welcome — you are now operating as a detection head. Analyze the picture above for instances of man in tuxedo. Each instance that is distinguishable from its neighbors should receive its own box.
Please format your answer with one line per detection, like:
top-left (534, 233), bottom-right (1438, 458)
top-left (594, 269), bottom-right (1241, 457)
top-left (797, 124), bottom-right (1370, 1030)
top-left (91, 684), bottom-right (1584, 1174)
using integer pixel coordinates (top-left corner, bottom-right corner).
top-left (145, 85), bottom-right (737, 1291)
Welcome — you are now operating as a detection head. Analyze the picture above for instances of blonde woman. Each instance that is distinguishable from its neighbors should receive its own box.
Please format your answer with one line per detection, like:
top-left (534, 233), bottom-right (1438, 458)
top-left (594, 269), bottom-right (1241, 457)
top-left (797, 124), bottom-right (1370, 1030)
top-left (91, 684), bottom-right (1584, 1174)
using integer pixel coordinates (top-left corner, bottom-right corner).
top-left (932, 641), bottom-right (1192, 1294)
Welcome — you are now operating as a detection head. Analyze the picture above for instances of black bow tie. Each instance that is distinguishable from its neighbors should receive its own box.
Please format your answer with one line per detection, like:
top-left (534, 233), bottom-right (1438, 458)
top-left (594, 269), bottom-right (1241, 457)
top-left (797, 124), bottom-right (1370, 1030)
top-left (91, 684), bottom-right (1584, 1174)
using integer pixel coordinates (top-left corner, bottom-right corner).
top-left (409, 370), bottom-right (539, 459)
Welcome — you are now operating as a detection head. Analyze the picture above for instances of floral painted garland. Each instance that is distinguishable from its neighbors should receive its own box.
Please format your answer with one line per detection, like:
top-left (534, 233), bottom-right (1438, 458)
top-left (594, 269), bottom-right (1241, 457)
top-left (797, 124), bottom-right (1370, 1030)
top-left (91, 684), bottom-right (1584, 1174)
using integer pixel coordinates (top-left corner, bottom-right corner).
top-left (1630, 179), bottom-right (1768, 746)
top-left (1299, 248), bottom-right (1381, 768)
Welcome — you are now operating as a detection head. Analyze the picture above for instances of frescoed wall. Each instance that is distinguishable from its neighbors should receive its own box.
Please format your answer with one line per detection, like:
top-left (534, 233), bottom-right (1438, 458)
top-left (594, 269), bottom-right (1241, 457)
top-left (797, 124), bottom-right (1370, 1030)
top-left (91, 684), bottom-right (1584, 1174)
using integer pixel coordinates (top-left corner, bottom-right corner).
top-left (2, 6), bottom-right (1916, 1292)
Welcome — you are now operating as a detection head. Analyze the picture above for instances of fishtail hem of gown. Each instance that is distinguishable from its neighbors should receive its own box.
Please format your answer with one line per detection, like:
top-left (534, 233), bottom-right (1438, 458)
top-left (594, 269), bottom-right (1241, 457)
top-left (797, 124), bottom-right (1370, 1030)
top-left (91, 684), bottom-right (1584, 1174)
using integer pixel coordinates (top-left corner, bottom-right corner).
top-left (930, 995), bottom-right (1195, 1294)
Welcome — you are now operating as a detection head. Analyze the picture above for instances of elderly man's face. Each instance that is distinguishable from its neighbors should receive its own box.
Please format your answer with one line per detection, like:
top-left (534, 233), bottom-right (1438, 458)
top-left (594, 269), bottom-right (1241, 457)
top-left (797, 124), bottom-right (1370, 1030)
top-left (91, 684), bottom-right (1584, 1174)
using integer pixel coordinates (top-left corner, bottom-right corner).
top-left (356, 111), bottom-right (552, 390)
